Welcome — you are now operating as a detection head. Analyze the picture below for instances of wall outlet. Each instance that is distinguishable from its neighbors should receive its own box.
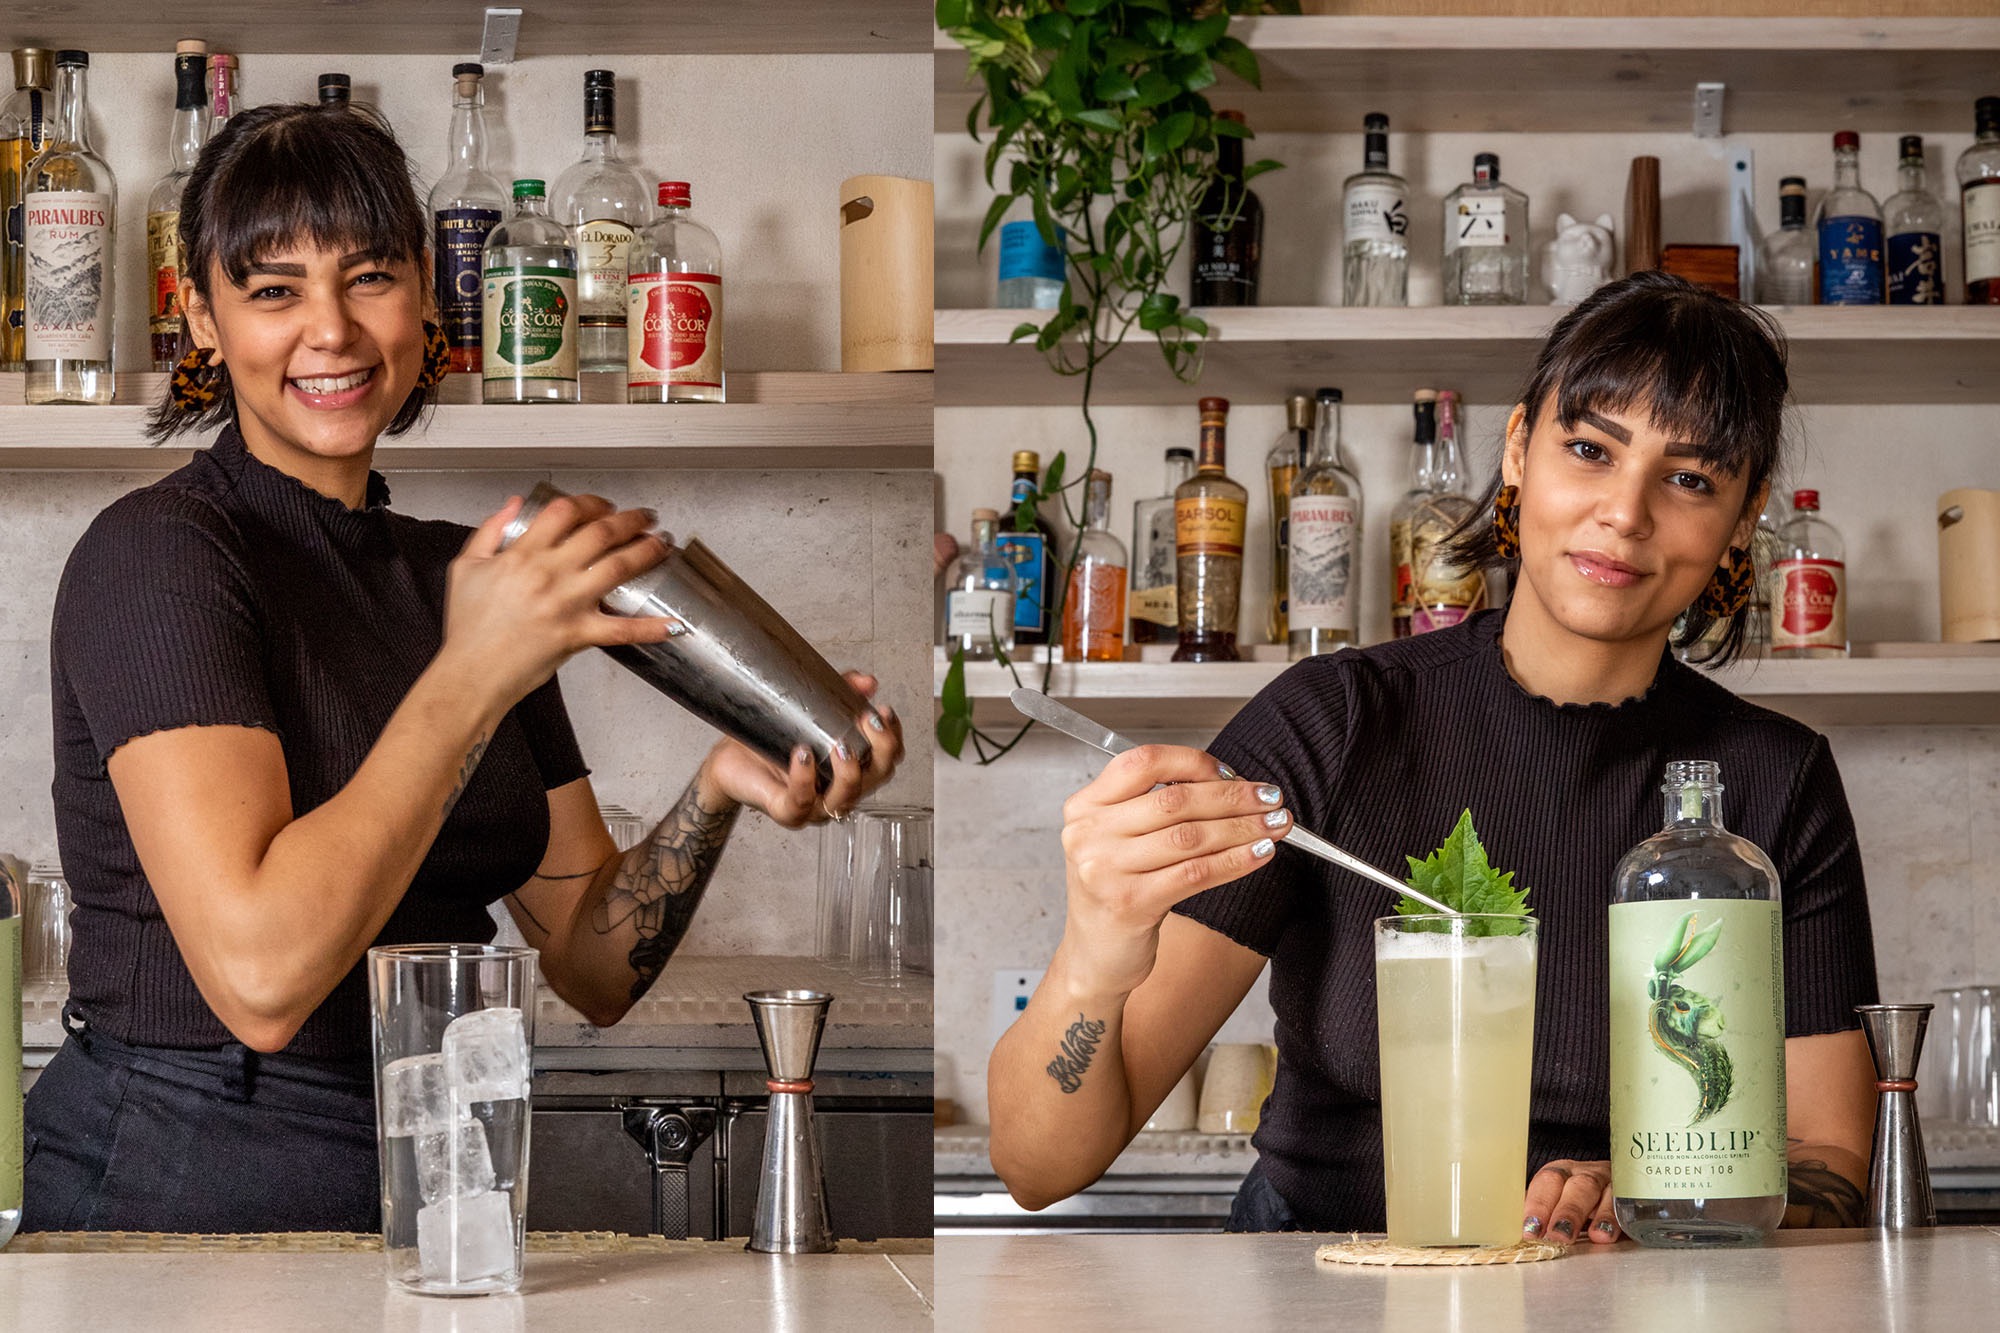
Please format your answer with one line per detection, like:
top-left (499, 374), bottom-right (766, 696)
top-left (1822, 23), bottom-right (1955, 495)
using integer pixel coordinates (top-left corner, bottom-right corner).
top-left (989, 968), bottom-right (1045, 1051)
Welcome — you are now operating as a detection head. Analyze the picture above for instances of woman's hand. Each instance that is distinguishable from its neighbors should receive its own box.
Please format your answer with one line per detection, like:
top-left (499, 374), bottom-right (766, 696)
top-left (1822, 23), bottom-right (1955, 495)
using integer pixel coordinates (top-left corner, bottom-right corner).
top-left (1058, 745), bottom-right (1291, 1001)
top-left (441, 493), bottom-right (677, 707)
top-left (697, 672), bottom-right (905, 828)
top-left (1522, 1160), bottom-right (1620, 1244)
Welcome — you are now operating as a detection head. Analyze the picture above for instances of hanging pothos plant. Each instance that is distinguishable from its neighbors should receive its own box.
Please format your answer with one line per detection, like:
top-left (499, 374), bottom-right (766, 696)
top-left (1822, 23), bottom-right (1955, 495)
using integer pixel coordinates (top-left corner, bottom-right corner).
top-left (935, 0), bottom-right (1292, 763)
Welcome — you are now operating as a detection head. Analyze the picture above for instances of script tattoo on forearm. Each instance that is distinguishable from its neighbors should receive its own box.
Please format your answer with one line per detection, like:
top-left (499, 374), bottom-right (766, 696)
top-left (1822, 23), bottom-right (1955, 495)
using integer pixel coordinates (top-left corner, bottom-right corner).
top-left (593, 781), bottom-right (740, 1001)
top-left (1047, 1014), bottom-right (1110, 1094)
top-left (441, 732), bottom-right (492, 820)
top-left (1786, 1157), bottom-right (1867, 1227)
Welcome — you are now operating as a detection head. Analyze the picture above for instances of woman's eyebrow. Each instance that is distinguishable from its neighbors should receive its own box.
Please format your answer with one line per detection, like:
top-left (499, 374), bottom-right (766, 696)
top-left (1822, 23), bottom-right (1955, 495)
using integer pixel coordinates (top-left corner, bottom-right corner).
top-left (1567, 408), bottom-right (1700, 457)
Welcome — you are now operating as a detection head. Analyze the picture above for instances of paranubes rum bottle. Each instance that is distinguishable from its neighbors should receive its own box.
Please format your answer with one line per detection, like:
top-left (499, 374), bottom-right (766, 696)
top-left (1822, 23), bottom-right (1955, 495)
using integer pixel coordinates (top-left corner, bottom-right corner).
top-left (1610, 760), bottom-right (1787, 1248)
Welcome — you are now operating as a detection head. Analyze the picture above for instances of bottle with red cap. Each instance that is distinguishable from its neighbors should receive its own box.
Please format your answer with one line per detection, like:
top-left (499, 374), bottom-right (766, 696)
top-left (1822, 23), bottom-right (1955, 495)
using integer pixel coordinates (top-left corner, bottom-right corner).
top-left (1813, 131), bottom-right (1885, 305)
top-left (1771, 489), bottom-right (1848, 659)
top-left (627, 180), bottom-right (724, 403)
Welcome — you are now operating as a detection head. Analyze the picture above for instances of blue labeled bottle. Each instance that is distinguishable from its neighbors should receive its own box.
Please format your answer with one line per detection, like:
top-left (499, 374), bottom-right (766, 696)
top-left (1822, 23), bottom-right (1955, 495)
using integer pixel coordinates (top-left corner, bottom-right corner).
top-left (1814, 131), bottom-right (1885, 305)
top-left (997, 450), bottom-right (1055, 647)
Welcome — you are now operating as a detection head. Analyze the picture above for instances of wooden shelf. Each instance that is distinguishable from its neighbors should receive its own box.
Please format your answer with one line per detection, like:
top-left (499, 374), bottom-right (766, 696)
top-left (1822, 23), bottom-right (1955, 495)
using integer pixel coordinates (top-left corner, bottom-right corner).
top-left (5, 2), bottom-right (932, 56)
top-left (934, 306), bottom-right (2000, 407)
top-left (934, 643), bottom-right (2000, 731)
top-left (937, 17), bottom-right (2000, 133)
top-left (0, 371), bottom-right (932, 470)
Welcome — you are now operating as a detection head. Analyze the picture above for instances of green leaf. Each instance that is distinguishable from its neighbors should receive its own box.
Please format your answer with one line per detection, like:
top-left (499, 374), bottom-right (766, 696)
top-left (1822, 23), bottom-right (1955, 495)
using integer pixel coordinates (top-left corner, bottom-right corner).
top-left (1043, 451), bottom-right (1068, 494)
top-left (977, 192), bottom-right (1015, 253)
top-left (1070, 108), bottom-right (1123, 132)
top-left (1177, 12), bottom-right (1231, 53)
top-left (1209, 114), bottom-right (1250, 139)
top-left (1395, 810), bottom-right (1533, 934)
top-left (1025, 11), bottom-right (1073, 49)
top-left (1241, 159), bottom-right (1283, 184)
top-left (937, 654), bottom-right (971, 759)
top-left (1093, 67), bottom-right (1138, 102)
top-left (1136, 290), bottom-right (1182, 332)
top-left (1009, 321), bottom-right (1043, 344)
top-left (1210, 36), bottom-right (1262, 89)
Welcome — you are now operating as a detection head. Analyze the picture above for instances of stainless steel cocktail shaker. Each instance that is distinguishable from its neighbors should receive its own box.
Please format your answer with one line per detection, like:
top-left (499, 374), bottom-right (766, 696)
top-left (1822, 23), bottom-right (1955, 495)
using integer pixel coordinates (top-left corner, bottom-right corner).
top-left (499, 483), bottom-right (871, 785)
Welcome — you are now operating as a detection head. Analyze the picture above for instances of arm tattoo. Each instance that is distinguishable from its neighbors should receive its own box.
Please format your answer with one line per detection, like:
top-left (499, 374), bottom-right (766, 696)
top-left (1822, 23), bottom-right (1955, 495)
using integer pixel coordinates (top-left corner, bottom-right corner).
top-left (1046, 1014), bottom-right (1109, 1094)
top-left (592, 781), bottom-right (739, 1001)
top-left (1787, 1159), bottom-right (1867, 1227)
top-left (441, 732), bottom-right (492, 820)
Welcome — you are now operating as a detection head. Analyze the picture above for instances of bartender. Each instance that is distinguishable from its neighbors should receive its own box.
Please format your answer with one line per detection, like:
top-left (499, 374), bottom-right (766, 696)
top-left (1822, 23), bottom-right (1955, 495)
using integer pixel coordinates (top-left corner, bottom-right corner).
top-left (988, 272), bottom-right (1875, 1241)
top-left (23, 102), bottom-right (902, 1233)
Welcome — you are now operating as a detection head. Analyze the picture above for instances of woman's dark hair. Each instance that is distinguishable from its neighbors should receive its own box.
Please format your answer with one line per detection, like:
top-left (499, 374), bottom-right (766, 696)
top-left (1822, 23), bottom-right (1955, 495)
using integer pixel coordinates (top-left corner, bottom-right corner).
top-left (147, 103), bottom-right (435, 442)
top-left (1443, 269), bottom-right (1791, 666)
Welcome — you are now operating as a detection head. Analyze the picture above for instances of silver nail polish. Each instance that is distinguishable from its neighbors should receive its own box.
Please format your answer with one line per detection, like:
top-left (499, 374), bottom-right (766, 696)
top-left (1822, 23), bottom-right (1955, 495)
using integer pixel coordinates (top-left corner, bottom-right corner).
top-left (1263, 810), bottom-right (1289, 828)
top-left (1256, 785), bottom-right (1282, 805)
top-left (868, 713), bottom-right (886, 731)
top-left (1251, 838), bottom-right (1275, 858)
top-left (1216, 763), bottom-right (1238, 780)
top-left (835, 742), bottom-right (852, 762)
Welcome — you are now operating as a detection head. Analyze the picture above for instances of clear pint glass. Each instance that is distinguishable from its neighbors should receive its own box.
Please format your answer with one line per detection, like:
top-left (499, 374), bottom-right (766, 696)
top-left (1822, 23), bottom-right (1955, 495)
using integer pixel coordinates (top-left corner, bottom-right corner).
top-left (369, 944), bottom-right (537, 1295)
top-left (1375, 915), bottom-right (1538, 1247)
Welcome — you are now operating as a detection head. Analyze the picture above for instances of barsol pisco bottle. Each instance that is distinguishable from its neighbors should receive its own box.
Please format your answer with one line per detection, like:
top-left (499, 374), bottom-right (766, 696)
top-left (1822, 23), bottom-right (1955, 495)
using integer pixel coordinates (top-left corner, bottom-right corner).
top-left (1610, 761), bottom-right (1787, 1247)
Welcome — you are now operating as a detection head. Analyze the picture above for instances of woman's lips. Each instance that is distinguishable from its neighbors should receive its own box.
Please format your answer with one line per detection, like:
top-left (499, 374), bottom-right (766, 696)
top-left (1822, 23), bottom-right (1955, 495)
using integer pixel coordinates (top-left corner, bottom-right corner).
top-left (1569, 551), bottom-right (1647, 588)
top-left (285, 366), bottom-right (379, 410)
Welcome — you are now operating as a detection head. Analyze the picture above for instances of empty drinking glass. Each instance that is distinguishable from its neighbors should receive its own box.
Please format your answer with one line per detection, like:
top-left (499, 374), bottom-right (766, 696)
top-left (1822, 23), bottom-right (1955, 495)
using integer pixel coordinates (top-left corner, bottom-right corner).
top-left (22, 864), bottom-right (71, 987)
top-left (816, 819), bottom-right (859, 967)
top-left (850, 808), bottom-right (933, 986)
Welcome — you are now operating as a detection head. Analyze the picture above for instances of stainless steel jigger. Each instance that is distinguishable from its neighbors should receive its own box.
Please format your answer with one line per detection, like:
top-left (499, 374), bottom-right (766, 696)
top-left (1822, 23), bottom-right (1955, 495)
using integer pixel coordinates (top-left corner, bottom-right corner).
top-left (746, 989), bottom-right (838, 1253)
top-left (1856, 1003), bottom-right (1937, 1229)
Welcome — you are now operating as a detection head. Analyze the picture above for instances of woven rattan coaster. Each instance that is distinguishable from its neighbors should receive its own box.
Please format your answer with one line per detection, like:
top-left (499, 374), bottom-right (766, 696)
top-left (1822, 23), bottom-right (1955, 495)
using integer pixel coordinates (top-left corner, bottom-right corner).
top-left (1316, 1237), bottom-right (1569, 1267)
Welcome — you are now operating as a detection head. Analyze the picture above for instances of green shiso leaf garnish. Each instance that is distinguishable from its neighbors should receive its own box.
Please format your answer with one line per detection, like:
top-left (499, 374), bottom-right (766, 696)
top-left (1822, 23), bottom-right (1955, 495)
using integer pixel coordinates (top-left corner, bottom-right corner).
top-left (1397, 809), bottom-right (1532, 937)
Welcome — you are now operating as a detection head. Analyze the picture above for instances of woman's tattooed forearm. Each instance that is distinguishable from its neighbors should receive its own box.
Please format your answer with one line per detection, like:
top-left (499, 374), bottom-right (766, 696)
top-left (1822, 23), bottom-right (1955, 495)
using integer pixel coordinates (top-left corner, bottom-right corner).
top-left (1047, 1014), bottom-right (1109, 1094)
top-left (593, 782), bottom-right (740, 1001)
top-left (1787, 1159), bottom-right (1867, 1227)
top-left (441, 733), bottom-right (492, 819)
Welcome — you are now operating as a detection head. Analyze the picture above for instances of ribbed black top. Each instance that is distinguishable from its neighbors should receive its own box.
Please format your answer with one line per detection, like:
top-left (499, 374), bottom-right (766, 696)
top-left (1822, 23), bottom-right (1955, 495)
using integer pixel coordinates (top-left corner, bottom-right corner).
top-left (50, 426), bottom-right (587, 1061)
top-left (1175, 609), bottom-right (1878, 1232)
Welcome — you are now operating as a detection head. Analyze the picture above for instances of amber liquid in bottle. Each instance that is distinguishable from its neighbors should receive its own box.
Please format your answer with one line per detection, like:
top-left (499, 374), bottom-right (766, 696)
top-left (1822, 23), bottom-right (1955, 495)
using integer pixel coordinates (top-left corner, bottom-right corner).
top-left (1173, 398), bottom-right (1247, 663)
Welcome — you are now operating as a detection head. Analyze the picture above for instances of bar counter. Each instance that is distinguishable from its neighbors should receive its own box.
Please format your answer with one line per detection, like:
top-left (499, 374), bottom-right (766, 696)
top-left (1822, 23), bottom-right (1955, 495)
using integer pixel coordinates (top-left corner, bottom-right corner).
top-left (937, 1228), bottom-right (2000, 1329)
top-left (0, 1233), bottom-right (934, 1331)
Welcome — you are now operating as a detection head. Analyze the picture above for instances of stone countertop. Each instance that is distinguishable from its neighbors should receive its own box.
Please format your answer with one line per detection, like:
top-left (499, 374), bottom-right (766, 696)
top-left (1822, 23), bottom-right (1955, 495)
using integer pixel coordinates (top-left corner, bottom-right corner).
top-left (936, 1228), bottom-right (2000, 1328)
top-left (0, 1234), bottom-right (933, 1331)
top-left (934, 1125), bottom-right (1256, 1179)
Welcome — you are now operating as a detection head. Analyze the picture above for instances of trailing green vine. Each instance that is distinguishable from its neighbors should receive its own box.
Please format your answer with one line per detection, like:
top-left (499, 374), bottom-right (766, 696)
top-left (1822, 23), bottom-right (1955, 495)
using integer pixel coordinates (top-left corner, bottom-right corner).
top-left (935, 0), bottom-right (1290, 763)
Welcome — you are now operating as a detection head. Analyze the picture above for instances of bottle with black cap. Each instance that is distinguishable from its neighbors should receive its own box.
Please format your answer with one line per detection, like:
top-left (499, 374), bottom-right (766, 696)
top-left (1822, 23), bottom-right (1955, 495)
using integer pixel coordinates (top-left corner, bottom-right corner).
top-left (316, 71), bottom-right (389, 133)
top-left (1961, 97), bottom-right (2000, 304)
top-left (1755, 177), bottom-right (1814, 306)
top-left (23, 49), bottom-right (116, 405)
top-left (1443, 152), bottom-right (1528, 306)
top-left (1884, 135), bottom-right (1943, 305)
top-left (428, 63), bottom-right (507, 374)
top-left (148, 39), bottom-right (207, 370)
top-left (553, 69), bottom-right (650, 373)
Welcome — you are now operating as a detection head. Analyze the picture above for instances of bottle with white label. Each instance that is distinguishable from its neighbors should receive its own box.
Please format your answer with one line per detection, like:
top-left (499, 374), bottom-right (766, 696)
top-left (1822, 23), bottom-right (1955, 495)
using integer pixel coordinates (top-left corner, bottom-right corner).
top-left (1130, 447), bottom-right (1194, 646)
top-left (1288, 386), bottom-right (1362, 659)
top-left (24, 49), bottom-right (115, 405)
top-left (627, 181), bottom-right (724, 403)
top-left (1341, 112), bottom-right (1408, 307)
top-left (1444, 153), bottom-right (1527, 305)
top-left (1770, 489), bottom-right (1848, 659)
top-left (553, 69), bottom-right (649, 374)
top-left (944, 508), bottom-right (1018, 661)
top-left (481, 179), bottom-right (580, 404)
top-left (1610, 760), bottom-right (1787, 1248)
top-left (1958, 97), bottom-right (2000, 305)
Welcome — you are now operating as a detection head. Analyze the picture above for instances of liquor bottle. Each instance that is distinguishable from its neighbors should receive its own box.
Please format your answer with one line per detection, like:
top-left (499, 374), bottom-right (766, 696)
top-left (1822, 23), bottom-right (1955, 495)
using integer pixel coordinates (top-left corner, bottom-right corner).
top-left (1, 48), bottom-right (55, 372)
top-left (1409, 390), bottom-right (1485, 635)
top-left (997, 450), bottom-right (1056, 648)
top-left (1957, 98), bottom-right (2000, 305)
top-left (1267, 394), bottom-right (1311, 642)
top-left (1813, 132), bottom-right (1885, 305)
top-left (428, 63), bottom-right (506, 376)
top-left (481, 179), bottom-right (579, 405)
top-left (1288, 387), bottom-right (1362, 659)
top-left (1190, 109), bottom-right (1261, 307)
top-left (1755, 178), bottom-right (1814, 306)
top-left (627, 181), bottom-right (724, 403)
top-left (207, 52), bottom-right (236, 138)
top-left (1746, 488), bottom-right (1790, 650)
top-left (1610, 760), bottom-right (1787, 1248)
top-left (0, 857), bottom-right (18, 1248)
top-left (1129, 446), bottom-right (1194, 646)
top-left (24, 50), bottom-right (116, 406)
top-left (1770, 489), bottom-right (1847, 659)
top-left (1884, 136), bottom-right (1944, 305)
top-left (318, 71), bottom-right (350, 108)
top-left (1341, 112), bottom-right (1409, 307)
top-left (1174, 398), bottom-right (1248, 662)
top-left (147, 40), bottom-right (208, 372)
top-left (552, 69), bottom-right (649, 374)
top-left (1063, 470), bottom-right (1128, 663)
top-left (1388, 391), bottom-right (1438, 640)
top-left (1444, 153), bottom-right (1528, 305)
top-left (944, 508), bottom-right (1018, 662)
top-left (997, 219), bottom-right (1065, 310)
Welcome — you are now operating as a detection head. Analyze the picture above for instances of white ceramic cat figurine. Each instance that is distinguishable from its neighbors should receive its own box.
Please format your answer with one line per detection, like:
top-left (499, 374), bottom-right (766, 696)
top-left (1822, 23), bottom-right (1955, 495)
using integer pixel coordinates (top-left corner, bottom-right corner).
top-left (1543, 212), bottom-right (1616, 305)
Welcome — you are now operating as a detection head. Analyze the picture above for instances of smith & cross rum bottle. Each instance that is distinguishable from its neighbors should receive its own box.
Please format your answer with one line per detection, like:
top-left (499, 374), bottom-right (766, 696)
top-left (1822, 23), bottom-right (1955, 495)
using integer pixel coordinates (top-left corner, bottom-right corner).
top-left (428, 63), bottom-right (506, 375)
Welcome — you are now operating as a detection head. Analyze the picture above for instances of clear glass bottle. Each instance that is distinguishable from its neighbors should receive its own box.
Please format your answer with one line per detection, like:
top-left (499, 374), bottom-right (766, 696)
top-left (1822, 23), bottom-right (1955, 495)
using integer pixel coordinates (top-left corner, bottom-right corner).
top-left (1342, 112), bottom-right (1409, 307)
top-left (1190, 109), bottom-right (1262, 307)
top-left (1267, 394), bottom-right (1311, 643)
top-left (998, 450), bottom-right (1057, 648)
top-left (1409, 389), bottom-right (1485, 635)
top-left (996, 218), bottom-right (1064, 309)
top-left (481, 179), bottom-right (579, 404)
top-left (627, 181), bottom-right (724, 403)
top-left (1770, 488), bottom-right (1848, 659)
top-left (0, 856), bottom-right (18, 1248)
top-left (24, 50), bottom-right (116, 406)
top-left (1130, 447), bottom-right (1194, 646)
top-left (148, 41), bottom-right (208, 371)
top-left (1960, 97), bottom-right (2000, 305)
top-left (206, 52), bottom-right (236, 138)
top-left (553, 69), bottom-right (649, 374)
top-left (944, 508), bottom-right (1018, 661)
top-left (1288, 387), bottom-right (1363, 659)
top-left (429, 63), bottom-right (506, 376)
top-left (1756, 177), bottom-right (1814, 306)
top-left (2, 47), bottom-right (56, 372)
top-left (1444, 153), bottom-right (1528, 306)
top-left (1746, 487), bottom-right (1790, 650)
top-left (1884, 136), bottom-right (1944, 305)
top-left (1063, 470), bottom-right (1129, 663)
top-left (1610, 761), bottom-right (1787, 1248)
top-left (1174, 398), bottom-right (1248, 663)
top-left (1388, 390), bottom-right (1438, 640)
top-left (1814, 131), bottom-right (1885, 305)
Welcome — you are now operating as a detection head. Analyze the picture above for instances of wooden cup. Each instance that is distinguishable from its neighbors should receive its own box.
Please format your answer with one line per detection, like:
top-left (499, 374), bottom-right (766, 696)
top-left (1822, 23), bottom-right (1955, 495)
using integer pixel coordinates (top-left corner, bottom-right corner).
top-left (840, 175), bottom-right (934, 372)
top-left (1939, 489), bottom-right (2000, 642)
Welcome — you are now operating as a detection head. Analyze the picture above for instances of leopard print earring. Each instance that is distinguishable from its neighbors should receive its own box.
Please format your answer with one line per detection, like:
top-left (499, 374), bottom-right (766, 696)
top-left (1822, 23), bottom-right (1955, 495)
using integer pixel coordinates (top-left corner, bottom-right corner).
top-left (1492, 484), bottom-right (1522, 560)
top-left (417, 320), bottom-right (450, 389)
top-left (1692, 546), bottom-right (1755, 619)
top-left (170, 346), bottom-right (225, 412)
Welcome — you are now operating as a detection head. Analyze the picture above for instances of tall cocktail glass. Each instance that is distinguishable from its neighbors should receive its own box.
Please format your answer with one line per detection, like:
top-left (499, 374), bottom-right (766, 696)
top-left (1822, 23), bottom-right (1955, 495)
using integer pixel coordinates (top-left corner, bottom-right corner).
top-left (1375, 914), bottom-right (1538, 1247)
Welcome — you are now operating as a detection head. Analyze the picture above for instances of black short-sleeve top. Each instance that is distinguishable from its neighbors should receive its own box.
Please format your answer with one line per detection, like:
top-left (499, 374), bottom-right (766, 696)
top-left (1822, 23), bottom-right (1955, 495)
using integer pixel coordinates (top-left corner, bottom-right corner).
top-left (50, 426), bottom-right (588, 1061)
top-left (1172, 609), bottom-right (1878, 1231)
